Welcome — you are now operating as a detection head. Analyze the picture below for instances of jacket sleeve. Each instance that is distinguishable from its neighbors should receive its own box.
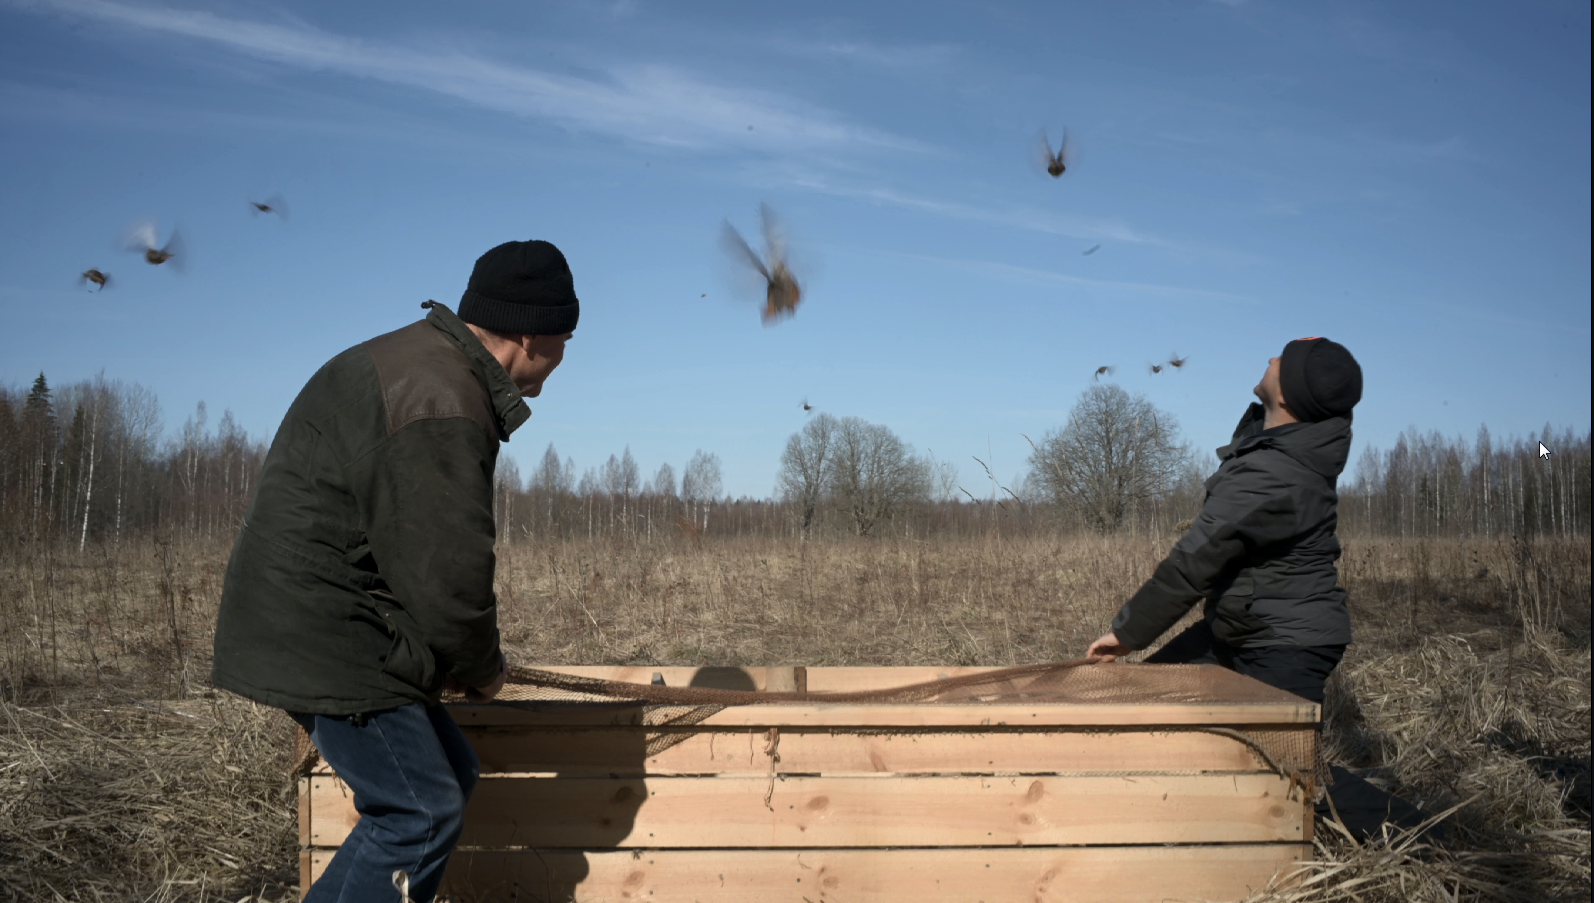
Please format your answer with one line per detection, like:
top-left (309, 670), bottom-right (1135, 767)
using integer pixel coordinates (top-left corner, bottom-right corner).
top-left (1110, 457), bottom-right (1305, 650)
top-left (364, 418), bottom-right (503, 688)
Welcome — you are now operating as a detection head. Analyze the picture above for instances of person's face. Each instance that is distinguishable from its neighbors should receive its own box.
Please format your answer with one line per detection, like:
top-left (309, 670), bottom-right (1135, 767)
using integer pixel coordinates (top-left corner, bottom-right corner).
top-left (1254, 355), bottom-right (1284, 407)
top-left (510, 332), bottom-right (572, 398)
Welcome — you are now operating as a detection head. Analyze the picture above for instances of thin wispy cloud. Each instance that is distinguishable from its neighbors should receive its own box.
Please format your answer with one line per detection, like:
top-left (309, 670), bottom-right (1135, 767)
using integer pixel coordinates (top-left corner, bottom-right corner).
top-left (13, 0), bottom-right (920, 154)
top-left (0, 76), bottom-right (471, 148)
top-left (782, 170), bottom-right (1154, 245)
top-left (800, 39), bottom-right (960, 68)
top-left (888, 250), bottom-right (1254, 305)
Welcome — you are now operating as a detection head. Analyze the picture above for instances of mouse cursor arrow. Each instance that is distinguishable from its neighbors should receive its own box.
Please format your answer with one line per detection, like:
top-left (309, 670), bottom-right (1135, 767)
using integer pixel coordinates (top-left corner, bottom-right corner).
top-left (1538, 442), bottom-right (1552, 459)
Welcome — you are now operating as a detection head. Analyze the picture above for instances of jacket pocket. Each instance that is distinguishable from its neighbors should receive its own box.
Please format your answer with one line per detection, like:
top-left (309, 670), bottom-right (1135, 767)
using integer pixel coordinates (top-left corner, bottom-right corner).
top-left (377, 608), bottom-right (439, 694)
top-left (1212, 576), bottom-right (1269, 644)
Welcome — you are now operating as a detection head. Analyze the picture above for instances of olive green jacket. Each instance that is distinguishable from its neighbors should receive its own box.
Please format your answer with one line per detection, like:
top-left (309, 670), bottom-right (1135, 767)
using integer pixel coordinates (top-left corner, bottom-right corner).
top-left (211, 302), bottom-right (529, 715)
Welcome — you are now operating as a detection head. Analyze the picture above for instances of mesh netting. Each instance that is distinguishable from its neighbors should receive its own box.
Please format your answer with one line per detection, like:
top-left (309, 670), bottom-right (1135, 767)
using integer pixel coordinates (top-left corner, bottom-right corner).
top-left (496, 659), bottom-right (1297, 706)
top-left (294, 660), bottom-right (1325, 794)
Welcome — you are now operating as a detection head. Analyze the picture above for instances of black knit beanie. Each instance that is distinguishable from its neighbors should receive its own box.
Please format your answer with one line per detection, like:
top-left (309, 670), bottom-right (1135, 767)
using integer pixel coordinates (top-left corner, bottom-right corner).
top-left (458, 240), bottom-right (580, 335)
top-left (1279, 337), bottom-right (1362, 422)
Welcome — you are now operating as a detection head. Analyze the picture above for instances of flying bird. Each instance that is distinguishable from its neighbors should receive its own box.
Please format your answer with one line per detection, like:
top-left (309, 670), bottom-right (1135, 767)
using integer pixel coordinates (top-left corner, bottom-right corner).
top-left (79, 269), bottom-right (110, 291)
top-left (1093, 366), bottom-right (1114, 381)
top-left (802, 398), bottom-right (813, 413)
top-left (722, 202), bottom-right (802, 325)
top-left (249, 194), bottom-right (289, 220)
top-left (1082, 244), bottom-right (1101, 256)
top-left (124, 221), bottom-right (184, 269)
top-left (1149, 363), bottom-right (1164, 374)
top-left (1168, 354), bottom-right (1188, 369)
top-left (1036, 128), bottom-right (1070, 178)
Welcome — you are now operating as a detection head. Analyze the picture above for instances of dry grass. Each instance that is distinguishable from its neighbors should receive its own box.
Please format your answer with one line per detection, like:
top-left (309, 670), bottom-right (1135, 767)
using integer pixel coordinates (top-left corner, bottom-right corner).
top-left (0, 533), bottom-right (1588, 901)
top-left (0, 693), bottom-right (300, 902)
top-left (491, 532), bottom-right (1167, 668)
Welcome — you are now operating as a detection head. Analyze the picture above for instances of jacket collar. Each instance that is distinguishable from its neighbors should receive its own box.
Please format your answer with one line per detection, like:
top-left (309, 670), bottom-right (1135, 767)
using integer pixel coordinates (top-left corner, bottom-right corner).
top-left (422, 301), bottom-right (531, 440)
top-left (1218, 402), bottom-right (1352, 482)
top-left (1216, 403), bottom-right (1267, 461)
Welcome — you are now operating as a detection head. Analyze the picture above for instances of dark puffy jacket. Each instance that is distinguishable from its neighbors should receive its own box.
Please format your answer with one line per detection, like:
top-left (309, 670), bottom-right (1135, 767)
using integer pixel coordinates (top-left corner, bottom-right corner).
top-left (1111, 403), bottom-right (1354, 650)
top-left (211, 303), bottom-right (528, 715)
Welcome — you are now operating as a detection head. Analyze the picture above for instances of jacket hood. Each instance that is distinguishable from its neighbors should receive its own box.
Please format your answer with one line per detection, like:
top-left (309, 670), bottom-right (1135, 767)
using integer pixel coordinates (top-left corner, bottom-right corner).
top-left (1218, 402), bottom-right (1352, 483)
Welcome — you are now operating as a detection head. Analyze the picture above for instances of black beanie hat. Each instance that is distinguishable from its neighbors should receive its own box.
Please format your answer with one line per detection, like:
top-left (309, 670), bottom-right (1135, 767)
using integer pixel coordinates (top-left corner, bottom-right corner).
top-left (458, 240), bottom-right (580, 335)
top-left (1279, 337), bottom-right (1362, 422)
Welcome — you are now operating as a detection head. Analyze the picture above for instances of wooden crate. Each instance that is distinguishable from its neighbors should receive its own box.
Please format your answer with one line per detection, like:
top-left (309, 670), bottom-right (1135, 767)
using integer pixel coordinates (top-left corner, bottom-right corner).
top-left (300, 664), bottom-right (1315, 902)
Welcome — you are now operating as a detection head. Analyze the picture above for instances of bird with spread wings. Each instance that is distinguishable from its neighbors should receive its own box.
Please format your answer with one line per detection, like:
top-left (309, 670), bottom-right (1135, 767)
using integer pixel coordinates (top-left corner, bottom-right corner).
top-left (722, 203), bottom-right (802, 325)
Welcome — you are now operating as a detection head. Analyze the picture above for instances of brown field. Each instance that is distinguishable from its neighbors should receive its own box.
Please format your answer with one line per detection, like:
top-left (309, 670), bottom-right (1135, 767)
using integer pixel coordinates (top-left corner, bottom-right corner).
top-left (1, 534), bottom-right (1589, 902)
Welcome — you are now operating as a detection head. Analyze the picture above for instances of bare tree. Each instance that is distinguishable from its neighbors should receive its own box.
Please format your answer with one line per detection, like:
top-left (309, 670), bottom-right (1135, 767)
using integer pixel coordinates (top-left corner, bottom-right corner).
top-left (526, 443), bottom-right (572, 535)
top-left (108, 379), bottom-right (160, 550)
top-left (650, 462), bottom-right (677, 499)
top-left (600, 454), bottom-right (631, 530)
top-left (618, 447), bottom-right (640, 527)
top-left (925, 451), bottom-right (960, 503)
top-left (776, 413), bottom-right (838, 536)
top-left (1028, 384), bottom-right (1191, 534)
top-left (682, 450), bottom-right (723, 531)
top-left (828, 416), bottom-right (930, 537)
top-left (494, 456), bottom-right (521, 537)
top-left (530, 444), bottom-right (568, 493)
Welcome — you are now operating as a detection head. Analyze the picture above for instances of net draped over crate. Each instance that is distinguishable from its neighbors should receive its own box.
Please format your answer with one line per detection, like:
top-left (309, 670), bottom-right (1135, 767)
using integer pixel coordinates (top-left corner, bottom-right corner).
top-left (293, 660), bottom-right (1325, 792)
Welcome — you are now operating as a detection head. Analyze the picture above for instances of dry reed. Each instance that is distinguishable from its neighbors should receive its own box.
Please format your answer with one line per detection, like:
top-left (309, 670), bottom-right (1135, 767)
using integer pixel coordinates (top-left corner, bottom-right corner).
top-left (0, 534), bottom-right (1587, 901)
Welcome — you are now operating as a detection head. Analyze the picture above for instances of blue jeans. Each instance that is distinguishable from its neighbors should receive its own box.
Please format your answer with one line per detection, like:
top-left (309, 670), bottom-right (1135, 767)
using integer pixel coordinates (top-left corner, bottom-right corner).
top-left (291, 704), bottom-right (480, 903)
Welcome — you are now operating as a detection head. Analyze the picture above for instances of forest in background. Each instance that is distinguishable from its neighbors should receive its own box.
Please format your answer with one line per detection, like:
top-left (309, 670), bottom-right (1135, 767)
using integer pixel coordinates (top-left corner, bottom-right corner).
top-left (2, 371), bottom-right (1587, 555)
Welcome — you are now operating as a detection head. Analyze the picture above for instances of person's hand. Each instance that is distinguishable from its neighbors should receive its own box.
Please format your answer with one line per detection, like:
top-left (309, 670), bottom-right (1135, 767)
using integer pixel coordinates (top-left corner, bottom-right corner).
top-left (464, 652), bottom-right (508, 704)
top-left (1086, 631), bottom-right (1133, 662)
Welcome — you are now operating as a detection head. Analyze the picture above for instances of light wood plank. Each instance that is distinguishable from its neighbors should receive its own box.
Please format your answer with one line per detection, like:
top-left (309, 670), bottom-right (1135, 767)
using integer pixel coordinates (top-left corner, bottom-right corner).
top-left (305, 846), bottom-right (1307, 902)
top-left (432, 727), bottom-right (1291, 776)
top-left (304, 774), bottom-right (353, 846)
top-left (307, 772), bottom-right (1306, 848)
top-left (764, 666), bottom-right (802, 692)
top-left (297, 776), bottom-right (310, 846)
top-left (448, 700), bottom-right (1319, 727)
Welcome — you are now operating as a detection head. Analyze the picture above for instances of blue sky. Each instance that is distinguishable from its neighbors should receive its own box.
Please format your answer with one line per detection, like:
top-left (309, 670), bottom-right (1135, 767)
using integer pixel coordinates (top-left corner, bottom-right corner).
top-left (1, 0), bottom-right (1588, 497)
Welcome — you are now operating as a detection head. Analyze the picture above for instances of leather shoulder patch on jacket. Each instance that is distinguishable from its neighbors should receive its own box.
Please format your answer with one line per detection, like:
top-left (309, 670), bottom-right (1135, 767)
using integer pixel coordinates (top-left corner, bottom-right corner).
top-left (363, 321), bottom-right (495, 437)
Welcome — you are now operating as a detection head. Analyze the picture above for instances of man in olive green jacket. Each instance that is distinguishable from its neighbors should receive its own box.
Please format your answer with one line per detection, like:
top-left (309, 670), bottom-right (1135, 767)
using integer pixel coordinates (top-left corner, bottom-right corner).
top-left (213, 240), bottom-right (577, 903)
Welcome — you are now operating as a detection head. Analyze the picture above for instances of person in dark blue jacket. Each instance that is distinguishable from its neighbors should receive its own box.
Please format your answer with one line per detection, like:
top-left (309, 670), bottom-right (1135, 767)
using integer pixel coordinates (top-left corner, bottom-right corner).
top-left (1087, 336), bottom-right (1363, 711)
top-left (1086, 338), bottom-right (1439, 838)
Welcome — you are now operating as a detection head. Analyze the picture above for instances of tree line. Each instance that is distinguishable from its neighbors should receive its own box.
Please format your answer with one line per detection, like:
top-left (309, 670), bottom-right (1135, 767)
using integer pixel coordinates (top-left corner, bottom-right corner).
top-left (0, 373), bottom-right (265, 555)
top-left (3, 373), bottom-right (1587, 556)
top-left (1339, 424), bottom-right (1589, 539)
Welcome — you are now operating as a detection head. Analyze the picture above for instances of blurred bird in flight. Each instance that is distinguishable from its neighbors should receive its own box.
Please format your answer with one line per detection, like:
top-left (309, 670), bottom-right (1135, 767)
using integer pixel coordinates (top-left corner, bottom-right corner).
top-left (79, 269), bottom-right (109, 291)
top-left (1036, 128), bottom-right (1070, 178)
top-left (802, 398), bottom-right (813, 413)
top-left (1094, 366), bottom-right (1114, 381)
top-left (124, 220), bottom-right (184, 268)
top-left (1168, 353), bottom-right (1189, 369)
top-left (249, 195), bottom-right (289, 220)
top-left (1082, 244), bottom-right (1100, 256)
top-left (1149, 363), bottom-right (1164, 374)
top-left (722, 202), bottom-right (802, 325)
